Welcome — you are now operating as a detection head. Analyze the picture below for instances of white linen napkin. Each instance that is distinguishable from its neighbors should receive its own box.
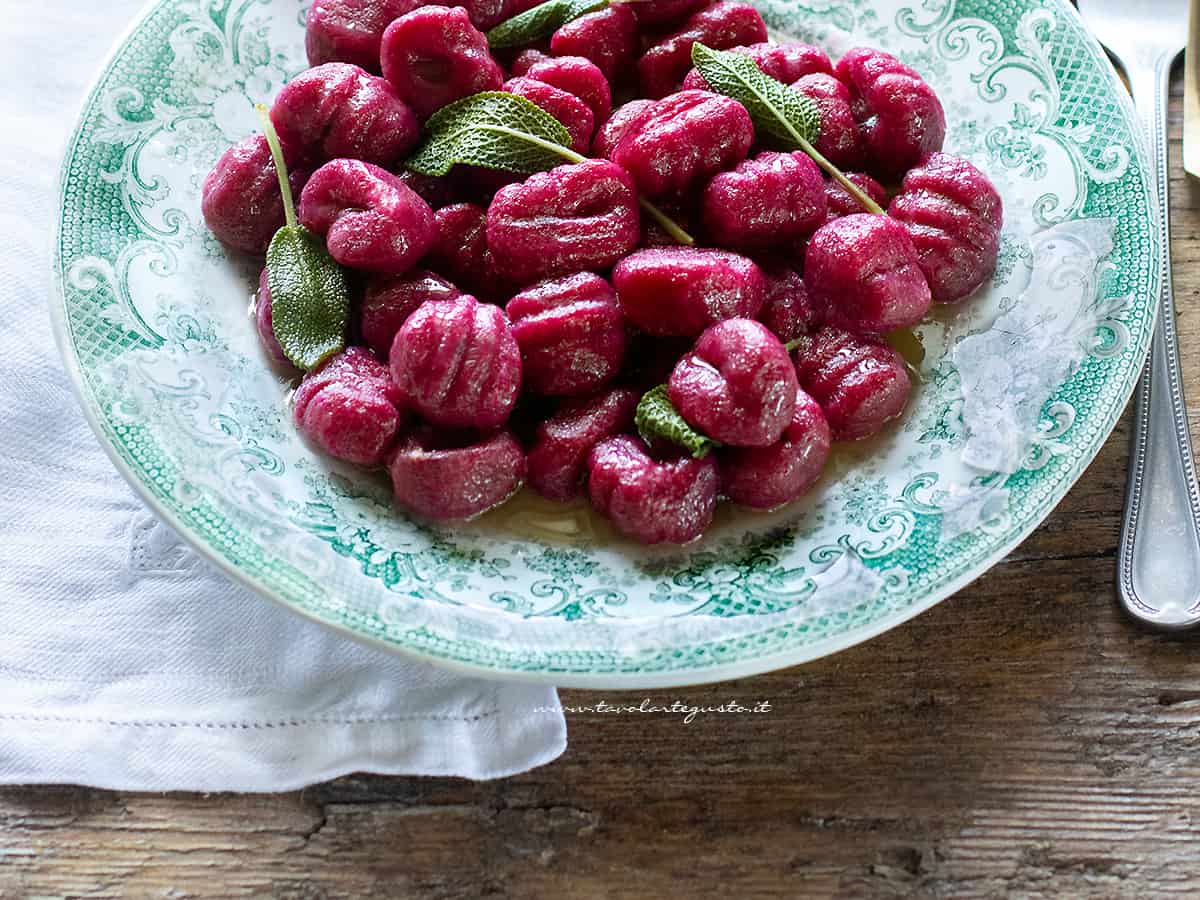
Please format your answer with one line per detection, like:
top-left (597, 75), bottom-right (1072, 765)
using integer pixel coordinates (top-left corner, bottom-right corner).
top-left (0, 0), bottom-right (566, 791)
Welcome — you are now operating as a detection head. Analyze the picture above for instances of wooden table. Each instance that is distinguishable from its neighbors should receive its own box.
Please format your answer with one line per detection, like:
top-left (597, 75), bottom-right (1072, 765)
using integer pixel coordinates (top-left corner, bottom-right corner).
top-left (2, 75), bottom-right (1197, 900)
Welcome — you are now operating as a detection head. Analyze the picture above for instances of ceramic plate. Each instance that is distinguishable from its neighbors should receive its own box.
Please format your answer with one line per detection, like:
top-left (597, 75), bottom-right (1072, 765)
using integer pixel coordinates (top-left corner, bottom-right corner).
top-left (52, 0), bottom-right (1156, 687)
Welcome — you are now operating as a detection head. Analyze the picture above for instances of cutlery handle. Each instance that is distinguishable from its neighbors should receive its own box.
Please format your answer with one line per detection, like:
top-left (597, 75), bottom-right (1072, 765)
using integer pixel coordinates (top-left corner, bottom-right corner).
top-left (1118, 53), bottom-right (1200, 629)
top-left (1186, 0), bottom-right (1200, 177)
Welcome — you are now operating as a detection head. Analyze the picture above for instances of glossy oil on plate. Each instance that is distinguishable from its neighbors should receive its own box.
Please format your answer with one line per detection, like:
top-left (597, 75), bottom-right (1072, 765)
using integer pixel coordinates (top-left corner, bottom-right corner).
top-left (52, 0), bottom-right (1157, 687)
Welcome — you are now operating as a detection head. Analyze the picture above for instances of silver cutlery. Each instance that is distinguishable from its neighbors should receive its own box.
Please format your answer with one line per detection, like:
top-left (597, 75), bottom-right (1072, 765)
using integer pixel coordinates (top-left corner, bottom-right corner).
top-left (1185, 0), bottom-right (1200, 177)
top-left (1076, 0), bottom-right (1200, 628)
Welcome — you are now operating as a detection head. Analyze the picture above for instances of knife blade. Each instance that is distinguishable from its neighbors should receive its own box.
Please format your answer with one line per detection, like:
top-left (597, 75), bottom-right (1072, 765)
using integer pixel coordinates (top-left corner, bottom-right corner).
top-left (1186, 0), bottom-right (1200, 176)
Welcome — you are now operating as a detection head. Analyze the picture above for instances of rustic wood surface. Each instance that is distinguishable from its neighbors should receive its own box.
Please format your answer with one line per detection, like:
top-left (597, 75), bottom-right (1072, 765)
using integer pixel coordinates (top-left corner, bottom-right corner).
top-left (2, 68), bottom-right (1197, 900)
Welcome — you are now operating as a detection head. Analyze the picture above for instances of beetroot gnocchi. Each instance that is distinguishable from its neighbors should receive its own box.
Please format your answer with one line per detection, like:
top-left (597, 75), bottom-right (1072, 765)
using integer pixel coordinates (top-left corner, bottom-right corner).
top-left (503, 76), bottom-right (595, 155)
top-left (520, 56), bottom-right (612, 127)
top-left (669, 319), bottom-right (799, 448)
top-left (792, 327), bottom-right (912, 441)
top-left (613, 247), bottom-right (765, 337)
top-left (429, 202), bottom-right (509, 301)
top-left (757, 262), bottom-right (823, 343)
top-left (637, 2), bottom-right (768, 98)
top-left (389, 426), bottom-right (527, 520)
top-left (486, 160), bottom-right (639, 283)
top-left (632, 0), bottom-right (710, 28)
top-left (390, 294), bottom-right (522, 429)
top-left (592, 99), bottom-right (655, 159)
top-left (790, 72), bottom-right (867, 172)
top-left (550, 3), bottom-right (638, 82)
top-left (298, 159), bottom-right (436, 274)
top-left (588, 436), bottom-right (720, 545)
top-left (201, 135), bottom-right (310, 255)
top-left (683, 40), bottom-right (832, 91)
top-left (888, 152), bottom-right (1004, 303)
top-left (804, 214), bottom-right (931, 335)
top-left (293, 348), bottom-right (406, 466)
top-left (701, 151), bottom-right (826, 252)
top-left (201, 5), bottom-right (1002, 544)
top-left (528, 388), bottom-right (640, 501)
top-left (720, 389), bottom-right (831, 509)
top-left (836, 47), bottom-right (947, 179)
top-left (380, 6), bottom-right (504, 118)
top-left (305, 0), bottom-right (422, 72)
top-left (822, 172), bottom-right (888, 224)
top-left (360, 269), bottom-right (461, 359)
top-left (270, 63), bottom-right (419, 169)
top-left (606, 90), bottom-right (754, 196)
top-left (506, 273), bottom-right (627, 396)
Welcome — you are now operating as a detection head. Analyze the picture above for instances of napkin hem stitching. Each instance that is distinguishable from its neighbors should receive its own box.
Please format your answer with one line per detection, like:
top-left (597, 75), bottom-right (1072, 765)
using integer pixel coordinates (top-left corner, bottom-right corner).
top-left (0, 710), bottom-right (503, 729)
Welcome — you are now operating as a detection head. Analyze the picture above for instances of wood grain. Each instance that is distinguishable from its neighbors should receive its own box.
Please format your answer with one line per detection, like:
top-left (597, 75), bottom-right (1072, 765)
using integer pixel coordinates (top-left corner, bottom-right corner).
top-left (2, 66), bottom-right (1198, 900)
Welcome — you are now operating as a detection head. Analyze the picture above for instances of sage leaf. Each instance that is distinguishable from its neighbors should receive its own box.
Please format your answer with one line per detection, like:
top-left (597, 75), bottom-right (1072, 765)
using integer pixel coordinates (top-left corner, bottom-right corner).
top-left (487, 0), bottom-right (609, 49)
top-left (266, 226), bottom-right (350, 371)
top-left (635, 385), bottom-right (718, 459)
top-left (406, 92), bottom-right (583, 176)
top-left (405, 92), bottom-right (695, 245)
top-left (690, 43), bottom-right (885, 215)
top-left (690, 42), bottom-right (820, 147)
top-left (255, 104), bottom-right (350, 371)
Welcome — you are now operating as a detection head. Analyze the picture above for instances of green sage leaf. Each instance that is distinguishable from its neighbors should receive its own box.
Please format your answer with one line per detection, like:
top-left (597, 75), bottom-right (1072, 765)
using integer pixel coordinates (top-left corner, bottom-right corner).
top-left (690, 43), bottom-right (885, 214)
top-left (690, 42), bottom-right (820, 148)
top-left (406, 91), bottom-right (582, 176)
top-left (635, 385), bottom-right (718, 459)
top-left (253, 103), bottom-right (351, 371)
top-left (405, 92), bottom-right (695, 244)
top-left (266, 225), bottom-right (350, 372)
top-left (487, 0), bottom-right (609, 49)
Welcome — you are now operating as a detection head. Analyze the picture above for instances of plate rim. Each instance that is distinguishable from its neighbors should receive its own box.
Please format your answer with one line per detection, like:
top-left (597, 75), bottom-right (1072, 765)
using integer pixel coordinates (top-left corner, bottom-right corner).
top-left (49, 0), bottom-right (1158, 688)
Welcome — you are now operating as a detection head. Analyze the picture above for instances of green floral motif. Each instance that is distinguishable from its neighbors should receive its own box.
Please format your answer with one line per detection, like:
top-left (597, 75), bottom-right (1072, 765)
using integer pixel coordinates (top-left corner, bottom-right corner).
top-left (848, 6), bottom-right (891, 44)
top-left (524, 548), bottom-right (602, 584)
top-left (946, 116), bottom-right (984, 155)
top-left (645, 528), bottom-right (809, 616)
top-left (992, 232), bottom-right (1032, 287)
top-left (990, 102), bottom-right (1050, 179)
top-left (904, 360), bottom-right (966, 454)
top-left (49, 0), bottom-right (1158, 684)
top-left (841, 477), bottom-right (891, 527)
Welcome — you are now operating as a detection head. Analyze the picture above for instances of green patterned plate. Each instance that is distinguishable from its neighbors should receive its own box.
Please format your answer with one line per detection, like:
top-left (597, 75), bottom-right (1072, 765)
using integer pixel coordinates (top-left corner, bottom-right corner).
top-left (51, 0), bottom-right (1156, 687)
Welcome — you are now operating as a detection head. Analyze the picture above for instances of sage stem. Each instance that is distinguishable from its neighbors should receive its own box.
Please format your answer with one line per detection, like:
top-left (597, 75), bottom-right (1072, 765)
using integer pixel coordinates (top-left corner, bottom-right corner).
top-left (255, 104), bottom-right (298, 230)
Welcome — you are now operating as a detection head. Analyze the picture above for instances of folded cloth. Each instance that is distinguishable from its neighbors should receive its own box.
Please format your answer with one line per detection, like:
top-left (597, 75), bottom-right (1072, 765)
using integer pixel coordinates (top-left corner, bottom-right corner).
top-left (0, 0), bottom-right (565, 792)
